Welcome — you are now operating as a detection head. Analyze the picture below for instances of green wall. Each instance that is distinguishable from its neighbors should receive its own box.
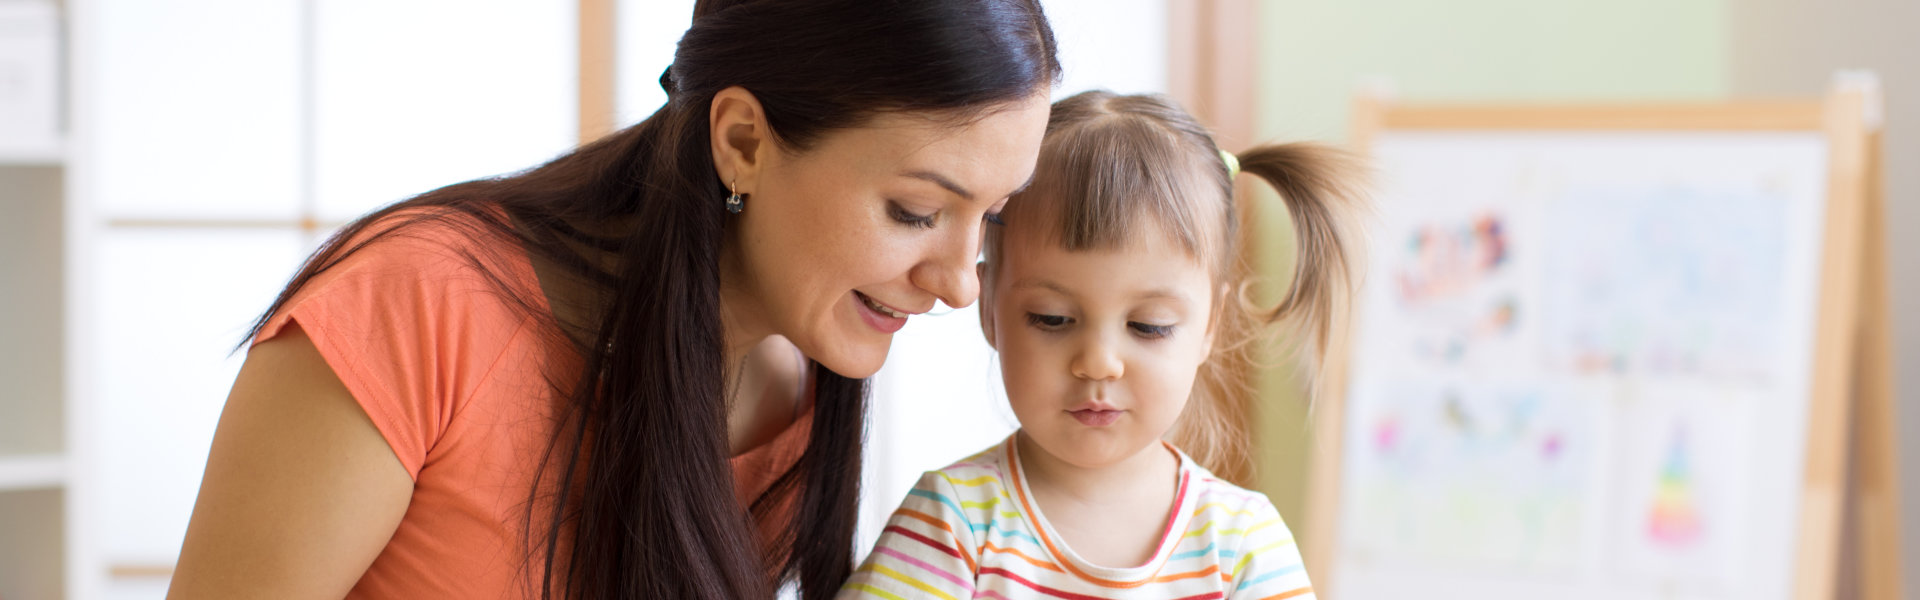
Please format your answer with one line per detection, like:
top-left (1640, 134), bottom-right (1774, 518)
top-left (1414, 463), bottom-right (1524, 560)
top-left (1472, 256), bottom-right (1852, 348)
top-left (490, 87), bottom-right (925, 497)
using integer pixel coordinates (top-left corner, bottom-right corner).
top-left (1246, 0), bottom-right (1731, 551)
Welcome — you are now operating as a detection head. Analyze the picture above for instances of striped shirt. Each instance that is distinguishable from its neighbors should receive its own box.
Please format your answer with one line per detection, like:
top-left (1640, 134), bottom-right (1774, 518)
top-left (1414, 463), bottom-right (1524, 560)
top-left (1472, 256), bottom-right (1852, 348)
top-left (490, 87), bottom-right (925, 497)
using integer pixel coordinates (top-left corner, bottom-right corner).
top-left (839, 437), bottom-right (1314, 600)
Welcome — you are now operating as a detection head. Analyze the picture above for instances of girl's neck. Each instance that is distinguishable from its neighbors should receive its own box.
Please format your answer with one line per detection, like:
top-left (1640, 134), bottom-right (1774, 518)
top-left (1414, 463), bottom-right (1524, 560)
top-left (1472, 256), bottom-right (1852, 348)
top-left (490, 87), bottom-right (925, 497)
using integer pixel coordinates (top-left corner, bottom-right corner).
top-left (1014, 431), bottom-right (1180, 513)
top-left (1015, 431), bottom-right (1183, 568)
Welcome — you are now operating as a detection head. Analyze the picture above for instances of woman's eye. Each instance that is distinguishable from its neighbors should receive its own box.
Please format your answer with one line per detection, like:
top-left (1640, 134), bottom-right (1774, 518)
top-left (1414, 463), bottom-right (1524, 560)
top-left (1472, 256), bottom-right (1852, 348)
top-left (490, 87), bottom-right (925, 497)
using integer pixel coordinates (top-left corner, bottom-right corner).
top-left (888, 202), bottom-right (937, 229)
top-left (984, 211), bottom-right (1005, 226)
top-left (1025, 313), bottom-right (1070, 330)
top-left (1129, 322), bottom-right (1174, 339)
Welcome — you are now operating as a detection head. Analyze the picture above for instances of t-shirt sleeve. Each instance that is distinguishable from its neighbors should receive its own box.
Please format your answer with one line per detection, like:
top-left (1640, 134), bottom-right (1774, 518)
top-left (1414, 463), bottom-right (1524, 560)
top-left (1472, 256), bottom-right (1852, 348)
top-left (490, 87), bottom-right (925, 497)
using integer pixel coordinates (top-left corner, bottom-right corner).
top-left (837, 471), bottom-right (981, 599)
top-left (1226, 499), bottom-right (1315, 600)
top-left (251, 226), bottom-right (528, 480)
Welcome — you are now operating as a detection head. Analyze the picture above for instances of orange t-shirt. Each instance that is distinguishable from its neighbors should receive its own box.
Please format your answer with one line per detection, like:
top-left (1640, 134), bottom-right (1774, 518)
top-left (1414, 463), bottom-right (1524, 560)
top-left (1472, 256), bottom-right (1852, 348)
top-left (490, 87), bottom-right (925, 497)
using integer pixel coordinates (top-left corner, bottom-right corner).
top-left (253, 209), bottom-right (812, 598)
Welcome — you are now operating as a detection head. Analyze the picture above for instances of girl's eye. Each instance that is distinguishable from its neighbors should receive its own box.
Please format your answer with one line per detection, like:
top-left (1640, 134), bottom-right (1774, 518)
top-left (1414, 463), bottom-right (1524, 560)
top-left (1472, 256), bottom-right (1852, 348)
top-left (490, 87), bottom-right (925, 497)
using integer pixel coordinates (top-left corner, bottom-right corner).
top-left (1026, 313), bottom-right (1071, 330)
top-left (984, 211), bottom-right (1005, 226)
top-left (888, 202), bottom-right (936, 229)
top-left (1129, 322), bottom-right (1174, 339)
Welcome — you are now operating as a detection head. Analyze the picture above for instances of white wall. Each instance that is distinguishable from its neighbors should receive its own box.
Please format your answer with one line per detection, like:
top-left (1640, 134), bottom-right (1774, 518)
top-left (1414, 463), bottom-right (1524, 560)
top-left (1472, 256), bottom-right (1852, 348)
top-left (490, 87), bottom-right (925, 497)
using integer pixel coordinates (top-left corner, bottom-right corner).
top-left (614, 0), bottom-right (693, 127)
top-left (74, 2), bottom-right (576, 597)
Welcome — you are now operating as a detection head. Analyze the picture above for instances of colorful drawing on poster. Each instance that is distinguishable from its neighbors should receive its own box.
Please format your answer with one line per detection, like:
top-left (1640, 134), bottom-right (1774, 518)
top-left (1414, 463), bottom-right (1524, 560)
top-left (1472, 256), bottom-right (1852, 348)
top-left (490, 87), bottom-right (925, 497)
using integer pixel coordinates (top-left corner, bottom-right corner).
top-left (1542, 182), bottom-right (1791, 384)
top-left (1397, 213), bottom-right (1509, 304)
top-left (1386, 212), bottom-right (1524, 367)
top-left (1341, 380), bottom-right (1598, 571)
top-left (1646, 425), bottom-right (1704, 547)
top-left (1610, 387), bottom-right (1755, 589)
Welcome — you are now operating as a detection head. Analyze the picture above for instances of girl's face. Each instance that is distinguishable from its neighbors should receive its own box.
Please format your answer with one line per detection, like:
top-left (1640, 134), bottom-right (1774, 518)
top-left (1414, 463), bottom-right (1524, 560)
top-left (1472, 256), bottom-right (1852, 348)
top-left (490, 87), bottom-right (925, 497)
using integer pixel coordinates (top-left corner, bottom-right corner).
top-left (982, 221), bottom-right (1218, 469)
top-left (723, 93), bottom-right (1051, 379)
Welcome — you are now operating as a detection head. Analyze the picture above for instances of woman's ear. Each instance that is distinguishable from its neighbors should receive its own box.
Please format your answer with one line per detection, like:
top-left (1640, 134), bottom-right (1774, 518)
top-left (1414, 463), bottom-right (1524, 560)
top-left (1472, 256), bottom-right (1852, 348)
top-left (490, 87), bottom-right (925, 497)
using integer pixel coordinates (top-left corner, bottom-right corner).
top-left (978, 262), bottom-right (999, 349)
top-left (709, 86), bottom-right (771, 192)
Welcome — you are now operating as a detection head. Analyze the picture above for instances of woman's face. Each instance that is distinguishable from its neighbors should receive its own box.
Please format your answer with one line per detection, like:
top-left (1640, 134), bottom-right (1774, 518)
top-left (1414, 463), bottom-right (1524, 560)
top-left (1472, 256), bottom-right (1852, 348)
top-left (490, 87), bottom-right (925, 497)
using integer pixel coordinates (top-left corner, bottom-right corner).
top-left (719, 92), bottom-right (1052, 379)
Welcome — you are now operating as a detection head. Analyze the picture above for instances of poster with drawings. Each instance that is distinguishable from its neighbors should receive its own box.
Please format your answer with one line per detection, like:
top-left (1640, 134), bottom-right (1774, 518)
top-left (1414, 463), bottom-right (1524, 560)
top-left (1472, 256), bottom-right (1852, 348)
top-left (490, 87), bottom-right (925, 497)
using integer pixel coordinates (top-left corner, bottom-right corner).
top-left (1540, 178), bottom-right (1796, 385)
top-left (1340, 377), bottom-right (1602, 572)
top-left (1348, 139), bottom-right (1548, 380)
top-left (1335, 131), bottom-right (1828, 600)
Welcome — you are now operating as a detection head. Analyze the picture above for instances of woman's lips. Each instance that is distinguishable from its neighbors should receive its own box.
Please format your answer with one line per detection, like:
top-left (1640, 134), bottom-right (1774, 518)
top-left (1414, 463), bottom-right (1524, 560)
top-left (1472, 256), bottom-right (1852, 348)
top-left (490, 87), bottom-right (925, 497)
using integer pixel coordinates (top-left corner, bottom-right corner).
top-left (854, 291), bottom-right (908, 334)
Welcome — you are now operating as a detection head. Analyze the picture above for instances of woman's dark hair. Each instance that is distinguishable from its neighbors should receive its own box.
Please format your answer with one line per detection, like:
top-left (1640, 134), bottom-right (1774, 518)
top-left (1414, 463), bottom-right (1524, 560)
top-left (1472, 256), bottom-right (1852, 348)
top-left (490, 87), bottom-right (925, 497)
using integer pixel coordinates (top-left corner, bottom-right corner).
top-left (243, 1), bottom-right (1058, 598)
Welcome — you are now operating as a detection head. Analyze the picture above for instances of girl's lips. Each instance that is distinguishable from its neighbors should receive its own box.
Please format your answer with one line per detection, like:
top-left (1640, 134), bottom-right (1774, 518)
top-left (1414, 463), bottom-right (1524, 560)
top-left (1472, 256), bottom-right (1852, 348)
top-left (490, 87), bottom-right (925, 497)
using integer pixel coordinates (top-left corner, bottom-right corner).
top-left (854, 291), bottom-right (907, 334)
top-left (1070, 409), bottom-right (1122, 427)
top-left (1069, 399), bottom-right (1122, 412)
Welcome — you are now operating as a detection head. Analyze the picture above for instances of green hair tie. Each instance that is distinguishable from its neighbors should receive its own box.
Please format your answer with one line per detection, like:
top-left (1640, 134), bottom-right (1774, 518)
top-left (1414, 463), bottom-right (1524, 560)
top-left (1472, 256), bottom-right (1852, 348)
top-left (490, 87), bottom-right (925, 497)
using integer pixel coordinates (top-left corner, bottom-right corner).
top-left (1219, 148), bottom-right (1239, 179)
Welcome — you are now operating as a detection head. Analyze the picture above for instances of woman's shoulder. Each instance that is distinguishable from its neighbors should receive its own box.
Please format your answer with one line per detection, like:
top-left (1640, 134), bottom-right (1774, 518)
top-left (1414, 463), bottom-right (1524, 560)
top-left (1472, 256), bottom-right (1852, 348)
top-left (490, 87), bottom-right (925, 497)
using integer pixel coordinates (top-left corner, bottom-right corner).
top-left (250, 203), bottom-right (551, 407)
top-left (250, 204), bottom-right (558, 478)
top-left (267, 206), bottom-right (539, 328)
top-left (314, 205), bottom-right (528, 283)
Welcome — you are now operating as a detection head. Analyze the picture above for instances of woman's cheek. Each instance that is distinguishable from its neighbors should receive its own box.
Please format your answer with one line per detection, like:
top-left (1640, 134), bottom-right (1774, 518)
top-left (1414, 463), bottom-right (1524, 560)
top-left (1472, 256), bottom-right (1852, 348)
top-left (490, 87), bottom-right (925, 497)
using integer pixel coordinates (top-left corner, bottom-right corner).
top-left (868, 235), bottom-right (927, 281)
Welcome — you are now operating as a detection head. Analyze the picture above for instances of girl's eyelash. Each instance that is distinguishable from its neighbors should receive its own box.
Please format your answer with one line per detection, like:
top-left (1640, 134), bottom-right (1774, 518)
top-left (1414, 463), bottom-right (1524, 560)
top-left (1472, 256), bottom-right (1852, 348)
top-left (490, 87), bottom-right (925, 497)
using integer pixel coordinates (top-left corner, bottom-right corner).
top-left (1130, 322), bottom-right (1174, 339)
top-left (1026, 313), bottom-right (1070, 329)
top-left (985, 212), bottom-right (1005, 226)
top-left (1025, 313), bottom-right (1169, 338)
top-left (887, 202), bottom-right (936, 229)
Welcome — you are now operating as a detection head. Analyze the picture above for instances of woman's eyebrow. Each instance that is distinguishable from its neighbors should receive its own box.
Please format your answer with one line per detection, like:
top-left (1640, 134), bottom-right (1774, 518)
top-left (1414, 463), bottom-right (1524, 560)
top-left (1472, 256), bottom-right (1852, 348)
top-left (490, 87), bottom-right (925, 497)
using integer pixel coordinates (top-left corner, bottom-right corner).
top-left (900, 169), bottom-right (973, 201)
top-left (901, 169), bottom-right (1037, 202)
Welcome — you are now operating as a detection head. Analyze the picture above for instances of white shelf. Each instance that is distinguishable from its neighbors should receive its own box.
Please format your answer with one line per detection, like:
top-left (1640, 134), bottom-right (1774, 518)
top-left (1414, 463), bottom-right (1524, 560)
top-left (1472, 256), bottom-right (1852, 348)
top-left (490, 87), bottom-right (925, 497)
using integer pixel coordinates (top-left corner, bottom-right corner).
top-left (0, 453), bottom-right (66, 491)
top-left (0, 139), bottom-right (66, 165)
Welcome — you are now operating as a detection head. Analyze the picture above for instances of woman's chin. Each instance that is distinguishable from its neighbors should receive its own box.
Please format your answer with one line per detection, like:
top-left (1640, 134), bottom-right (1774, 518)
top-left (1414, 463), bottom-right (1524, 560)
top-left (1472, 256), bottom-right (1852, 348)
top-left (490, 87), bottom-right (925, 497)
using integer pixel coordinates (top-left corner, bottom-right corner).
top-left (821, 354), bottom-right (886, 380)
top-left (779, 328), bottom-right (890, 378)
top-left (804, 339), bottom-right (891, 380)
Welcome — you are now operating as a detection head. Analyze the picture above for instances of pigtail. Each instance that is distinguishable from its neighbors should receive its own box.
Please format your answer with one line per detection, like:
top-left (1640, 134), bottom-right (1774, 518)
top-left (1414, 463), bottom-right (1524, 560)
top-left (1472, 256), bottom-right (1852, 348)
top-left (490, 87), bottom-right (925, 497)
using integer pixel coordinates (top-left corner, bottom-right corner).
top-left (1173, 142), bottom-right (1365, 482)
top-left (1233, 142), bottom-right (1366, 370)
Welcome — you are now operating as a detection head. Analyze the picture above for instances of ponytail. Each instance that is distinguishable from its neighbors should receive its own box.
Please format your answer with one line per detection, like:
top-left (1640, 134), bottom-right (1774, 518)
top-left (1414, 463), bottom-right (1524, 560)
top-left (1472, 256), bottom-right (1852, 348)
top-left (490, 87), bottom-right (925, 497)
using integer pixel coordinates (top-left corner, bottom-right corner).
top-left (1233, 142), bottom-right (1365, 363)
top-left (1176, 142), bottom-right (1365, 482)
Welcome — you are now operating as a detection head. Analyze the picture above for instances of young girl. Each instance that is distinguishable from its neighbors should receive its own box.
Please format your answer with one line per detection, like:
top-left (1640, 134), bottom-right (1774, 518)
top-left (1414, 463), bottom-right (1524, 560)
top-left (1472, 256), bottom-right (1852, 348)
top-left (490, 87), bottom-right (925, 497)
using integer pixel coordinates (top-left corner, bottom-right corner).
top-left (837, 91), bottom-right (1362, 600)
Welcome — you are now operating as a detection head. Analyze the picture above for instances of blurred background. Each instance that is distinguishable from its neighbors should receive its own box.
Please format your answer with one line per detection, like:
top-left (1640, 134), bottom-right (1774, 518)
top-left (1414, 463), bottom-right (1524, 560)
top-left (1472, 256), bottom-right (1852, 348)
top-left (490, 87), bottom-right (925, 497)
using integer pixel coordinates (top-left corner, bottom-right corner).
top-left (0, 0), bottom-right (1911, 599)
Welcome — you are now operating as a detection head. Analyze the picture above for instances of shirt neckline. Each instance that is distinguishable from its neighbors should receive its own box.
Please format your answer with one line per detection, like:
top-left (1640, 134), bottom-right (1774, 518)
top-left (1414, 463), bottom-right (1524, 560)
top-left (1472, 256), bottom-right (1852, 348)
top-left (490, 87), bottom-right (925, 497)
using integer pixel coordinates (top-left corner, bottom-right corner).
top-left (1003, 434), bottom-right (1198, 587)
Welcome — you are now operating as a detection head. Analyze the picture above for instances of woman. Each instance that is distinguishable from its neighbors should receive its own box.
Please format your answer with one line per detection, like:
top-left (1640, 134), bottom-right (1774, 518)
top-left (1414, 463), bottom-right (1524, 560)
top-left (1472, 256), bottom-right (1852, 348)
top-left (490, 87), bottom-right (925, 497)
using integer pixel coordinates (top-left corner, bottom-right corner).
top-left (166, 1), bottom-right (1059, 598)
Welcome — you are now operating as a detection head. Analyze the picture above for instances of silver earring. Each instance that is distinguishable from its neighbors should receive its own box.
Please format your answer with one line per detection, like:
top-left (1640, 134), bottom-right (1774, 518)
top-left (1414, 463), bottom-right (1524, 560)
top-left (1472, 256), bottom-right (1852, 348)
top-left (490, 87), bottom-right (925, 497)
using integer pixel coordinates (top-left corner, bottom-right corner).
top-left (725, 180), bottom-right (745, 214)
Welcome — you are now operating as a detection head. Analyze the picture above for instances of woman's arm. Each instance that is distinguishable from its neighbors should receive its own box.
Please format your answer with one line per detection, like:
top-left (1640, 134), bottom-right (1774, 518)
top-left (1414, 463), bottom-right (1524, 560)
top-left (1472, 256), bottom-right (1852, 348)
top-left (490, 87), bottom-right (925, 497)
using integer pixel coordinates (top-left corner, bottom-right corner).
top-left (167, 324), bottom-right (413, 599)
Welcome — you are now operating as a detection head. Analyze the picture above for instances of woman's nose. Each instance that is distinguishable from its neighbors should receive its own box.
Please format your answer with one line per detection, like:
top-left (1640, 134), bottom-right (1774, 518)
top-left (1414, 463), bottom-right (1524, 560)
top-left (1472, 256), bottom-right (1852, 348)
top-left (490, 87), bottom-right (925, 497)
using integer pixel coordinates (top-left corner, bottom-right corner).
top-left (909, 227), bottom-right (983, 309)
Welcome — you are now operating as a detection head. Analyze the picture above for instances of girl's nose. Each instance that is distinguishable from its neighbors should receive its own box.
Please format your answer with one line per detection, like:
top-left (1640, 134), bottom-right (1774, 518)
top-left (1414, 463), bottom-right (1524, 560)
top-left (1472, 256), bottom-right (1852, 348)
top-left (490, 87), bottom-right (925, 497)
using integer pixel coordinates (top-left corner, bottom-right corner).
top-left (1071, 332), bottom-right (1125, 381)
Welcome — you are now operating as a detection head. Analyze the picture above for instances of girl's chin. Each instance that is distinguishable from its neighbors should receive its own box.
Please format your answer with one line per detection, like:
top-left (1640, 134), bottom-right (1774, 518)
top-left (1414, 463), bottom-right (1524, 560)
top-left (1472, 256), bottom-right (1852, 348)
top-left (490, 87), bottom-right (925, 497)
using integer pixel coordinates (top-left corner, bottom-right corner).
top-left (1026, 433), bottom-right (1148, 471)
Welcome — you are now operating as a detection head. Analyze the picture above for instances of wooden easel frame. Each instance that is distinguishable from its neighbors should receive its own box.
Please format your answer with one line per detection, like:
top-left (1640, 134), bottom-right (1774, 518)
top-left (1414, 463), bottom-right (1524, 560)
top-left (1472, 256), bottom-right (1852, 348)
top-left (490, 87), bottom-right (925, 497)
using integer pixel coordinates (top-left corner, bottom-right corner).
top-left (1302, 75), bottom-right (1899, 600)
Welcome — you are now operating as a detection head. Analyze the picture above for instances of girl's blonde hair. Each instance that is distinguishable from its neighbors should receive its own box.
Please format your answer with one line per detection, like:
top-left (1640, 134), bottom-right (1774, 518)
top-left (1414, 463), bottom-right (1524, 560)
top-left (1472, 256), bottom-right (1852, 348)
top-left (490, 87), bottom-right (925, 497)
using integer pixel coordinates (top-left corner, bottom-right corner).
top-left (982, 90), bottom-right (1364, 483)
